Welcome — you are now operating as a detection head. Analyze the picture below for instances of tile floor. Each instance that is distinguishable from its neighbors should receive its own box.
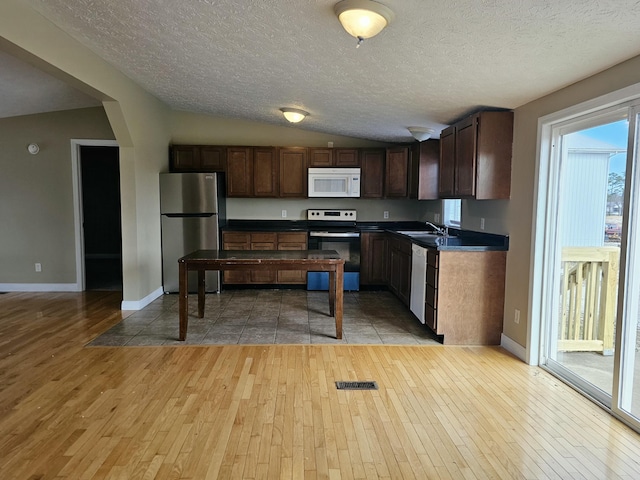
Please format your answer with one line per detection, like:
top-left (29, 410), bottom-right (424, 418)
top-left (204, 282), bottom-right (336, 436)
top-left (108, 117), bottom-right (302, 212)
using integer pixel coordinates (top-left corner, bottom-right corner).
top-left (88, 289), bottom-right (443, 346)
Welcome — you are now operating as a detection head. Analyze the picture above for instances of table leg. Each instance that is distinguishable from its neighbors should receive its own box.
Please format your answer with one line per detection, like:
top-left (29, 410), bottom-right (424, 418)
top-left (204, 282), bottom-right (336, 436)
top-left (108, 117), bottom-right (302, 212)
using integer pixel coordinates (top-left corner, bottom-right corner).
top-left (198, 269), bottom-right (205, 318)
top-left (179, 261), bottom-right (188, 341)
top-left (334, 265), bottom-right (343, 340)
top-left (329, 269), bottom-right (335, 317)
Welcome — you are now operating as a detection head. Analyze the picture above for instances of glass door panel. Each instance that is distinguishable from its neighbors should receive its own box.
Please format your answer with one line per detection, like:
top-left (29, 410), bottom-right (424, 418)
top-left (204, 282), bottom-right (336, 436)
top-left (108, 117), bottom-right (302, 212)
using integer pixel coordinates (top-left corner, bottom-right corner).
top-left (617, 111), bottom-right (640, 420)
top-left (545, 117), bottom-right (628, 404)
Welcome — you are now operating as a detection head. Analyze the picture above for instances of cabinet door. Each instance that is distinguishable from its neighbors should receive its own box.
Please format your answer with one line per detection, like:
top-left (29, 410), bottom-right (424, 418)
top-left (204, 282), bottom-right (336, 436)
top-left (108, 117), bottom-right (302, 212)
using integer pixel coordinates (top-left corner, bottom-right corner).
top-left (253, 147), bottom-right (278, 197)
top-left (410, 140), bottom-right (440, 200)
top-left (308, 148), bottom-right (333, 167)
top-left (335, 149), bottom-right (359, 167)
top-left (250, 232), bottom-right (277, 283)
top-left (170, 145), bottom-right (199, 171)
top-left (455, 115), bottom-right (477, 197)
top-left (360, 232), bottom-right (388, 285)
top-left (385, 146), bottom-right (410, 197)
top-left (222, 232), bottom-right (251, 283)
top-left (279, 148), bottom-right (307, 197)
top-left (276, 232), bottom-right (307, 283)
top-left (360, 149), bottom-right (385, 198)
top-left (438, 126), bottom-right (456, 197)
top-left (200, 146), bottom-right (226, 171)
top-left (226, 148), bottom-right (253, 197)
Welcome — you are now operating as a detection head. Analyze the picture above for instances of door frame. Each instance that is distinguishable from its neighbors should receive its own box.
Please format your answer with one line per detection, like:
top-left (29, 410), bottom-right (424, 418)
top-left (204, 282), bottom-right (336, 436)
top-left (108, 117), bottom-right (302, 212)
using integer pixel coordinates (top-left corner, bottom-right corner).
top-left (532, 84), bottom-right (640, 431)
top-left (70, 139), bottom-right (119, 291)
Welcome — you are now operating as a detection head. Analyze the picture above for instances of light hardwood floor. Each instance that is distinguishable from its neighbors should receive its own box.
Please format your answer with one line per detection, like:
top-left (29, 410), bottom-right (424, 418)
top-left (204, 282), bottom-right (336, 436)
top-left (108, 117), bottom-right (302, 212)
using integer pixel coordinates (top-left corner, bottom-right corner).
top-left (1, 291), bottom-right (640, 479)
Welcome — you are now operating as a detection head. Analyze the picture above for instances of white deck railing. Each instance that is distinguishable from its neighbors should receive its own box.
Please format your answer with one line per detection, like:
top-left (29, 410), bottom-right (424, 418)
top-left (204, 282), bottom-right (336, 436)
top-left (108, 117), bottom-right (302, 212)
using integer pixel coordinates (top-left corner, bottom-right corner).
top-left (559, 246), bottom-right (620, 356)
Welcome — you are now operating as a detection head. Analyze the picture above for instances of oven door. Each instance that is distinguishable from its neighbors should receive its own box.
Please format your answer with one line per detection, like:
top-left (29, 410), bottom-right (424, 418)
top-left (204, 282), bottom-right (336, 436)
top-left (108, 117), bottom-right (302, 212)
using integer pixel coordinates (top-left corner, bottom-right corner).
top-left (307, 231), bottom-right (360, 291)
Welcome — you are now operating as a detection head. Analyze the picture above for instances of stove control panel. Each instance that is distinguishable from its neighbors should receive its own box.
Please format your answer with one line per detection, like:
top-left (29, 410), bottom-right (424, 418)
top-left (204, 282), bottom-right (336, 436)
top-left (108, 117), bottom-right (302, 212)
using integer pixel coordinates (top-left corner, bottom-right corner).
top-left (307, 209), bottom-right (357, 221)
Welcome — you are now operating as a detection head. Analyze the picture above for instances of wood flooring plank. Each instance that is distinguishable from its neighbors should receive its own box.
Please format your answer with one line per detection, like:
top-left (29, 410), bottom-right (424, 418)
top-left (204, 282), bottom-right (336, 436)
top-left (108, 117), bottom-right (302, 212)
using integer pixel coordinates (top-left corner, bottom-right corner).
top-left (3, 293), bottom-right (640, 479)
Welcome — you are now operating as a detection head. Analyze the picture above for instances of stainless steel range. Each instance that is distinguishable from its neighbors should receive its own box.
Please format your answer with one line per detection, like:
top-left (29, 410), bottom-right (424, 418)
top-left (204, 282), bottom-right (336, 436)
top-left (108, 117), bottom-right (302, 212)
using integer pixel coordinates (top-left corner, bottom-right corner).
top-left (307, 209), bottom-right (360, 291)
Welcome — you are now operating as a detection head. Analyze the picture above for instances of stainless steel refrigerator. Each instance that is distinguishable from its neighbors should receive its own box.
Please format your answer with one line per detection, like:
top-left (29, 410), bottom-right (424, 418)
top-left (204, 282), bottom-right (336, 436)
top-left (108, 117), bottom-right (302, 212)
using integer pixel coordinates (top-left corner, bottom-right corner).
top-left (160, 172), bottom-right (226, 293)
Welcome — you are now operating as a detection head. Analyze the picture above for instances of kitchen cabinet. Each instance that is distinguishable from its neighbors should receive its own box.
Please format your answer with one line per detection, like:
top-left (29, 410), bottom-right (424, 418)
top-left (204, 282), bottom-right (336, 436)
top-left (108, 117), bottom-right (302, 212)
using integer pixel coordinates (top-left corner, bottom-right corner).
top-left (360, 232), bottom-right (388, 285)
top-left (170, 145), bottom-right (226, 172)
top-left (222, 231), bottom-right (307, 285)
top-left (409, 139), bottom-right (440, 200)
top-left (221, 232), bottom-right (251, 284)
top-left (360, 149), bottom-right (385, 198)
top-left (226, 147), bottom-right (278, 197)
top-left (276, 232), bottom-right (308, 283)
top-left (439, 110), bottom-right (513, 199)
top-left (309, 148), bottom-right (360, 167)
top-left (385, 146), bottom-right (410, 197)
top-left (424, 248), bottom-right (506, 345)
top-left (279, 147), bottom-right (308, 198)
top-left (387, 234), bottom-right (412, 306)
top-left (253, 147), bottom-right (278, 197)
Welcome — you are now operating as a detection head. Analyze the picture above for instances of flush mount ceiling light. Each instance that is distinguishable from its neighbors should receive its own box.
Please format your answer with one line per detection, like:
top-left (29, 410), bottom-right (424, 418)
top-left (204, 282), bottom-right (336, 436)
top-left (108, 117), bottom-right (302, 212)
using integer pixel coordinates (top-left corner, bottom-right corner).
top-left (280, 108), bottom-right (309, 123)
top-left (408, 127), bottom-right (435, 142)
top-left (334, 0), bottom-right (394, 47)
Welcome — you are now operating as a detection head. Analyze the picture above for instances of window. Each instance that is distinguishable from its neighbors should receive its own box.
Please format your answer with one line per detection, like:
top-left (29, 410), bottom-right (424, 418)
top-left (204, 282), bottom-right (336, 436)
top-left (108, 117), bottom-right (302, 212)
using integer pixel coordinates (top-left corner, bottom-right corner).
top-left (442, 199), bottom-right (461, 227)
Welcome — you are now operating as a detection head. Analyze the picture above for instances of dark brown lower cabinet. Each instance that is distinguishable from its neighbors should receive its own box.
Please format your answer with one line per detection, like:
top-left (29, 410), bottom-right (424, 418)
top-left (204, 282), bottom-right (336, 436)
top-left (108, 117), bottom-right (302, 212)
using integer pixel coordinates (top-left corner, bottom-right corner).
top-left (360, 232), bottom-right (388, 285)
top-left (425, 249), bottom-right (506, 345)
top-left (222, 231), bottom-right (307, 285)
top-left (387, 235), bottom-right (412, 306)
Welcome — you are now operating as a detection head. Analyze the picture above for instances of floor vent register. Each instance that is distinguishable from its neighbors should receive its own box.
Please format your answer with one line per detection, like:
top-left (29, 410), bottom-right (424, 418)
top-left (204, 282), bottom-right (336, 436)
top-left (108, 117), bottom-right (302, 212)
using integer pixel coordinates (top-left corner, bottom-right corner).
top-left (335, 381), bottom-right (378, 390)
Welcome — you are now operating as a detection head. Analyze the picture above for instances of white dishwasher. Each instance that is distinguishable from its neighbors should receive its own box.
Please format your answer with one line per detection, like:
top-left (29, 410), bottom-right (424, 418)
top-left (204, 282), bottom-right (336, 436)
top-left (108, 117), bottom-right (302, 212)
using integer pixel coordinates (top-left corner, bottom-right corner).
top-left (409, 244), bottom-right (427, 324)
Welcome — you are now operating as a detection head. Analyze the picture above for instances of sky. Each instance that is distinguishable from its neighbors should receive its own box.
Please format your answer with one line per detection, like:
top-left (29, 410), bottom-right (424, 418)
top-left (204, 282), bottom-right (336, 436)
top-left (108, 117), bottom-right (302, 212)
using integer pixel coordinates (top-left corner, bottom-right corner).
top-left (582, 120), bottom-right (628, 175)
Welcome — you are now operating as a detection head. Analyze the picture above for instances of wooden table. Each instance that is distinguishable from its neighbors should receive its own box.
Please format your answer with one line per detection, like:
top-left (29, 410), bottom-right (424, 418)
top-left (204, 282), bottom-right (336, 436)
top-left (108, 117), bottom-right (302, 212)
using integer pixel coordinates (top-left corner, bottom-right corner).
top-left (177, 250), bottom-right (345, 341)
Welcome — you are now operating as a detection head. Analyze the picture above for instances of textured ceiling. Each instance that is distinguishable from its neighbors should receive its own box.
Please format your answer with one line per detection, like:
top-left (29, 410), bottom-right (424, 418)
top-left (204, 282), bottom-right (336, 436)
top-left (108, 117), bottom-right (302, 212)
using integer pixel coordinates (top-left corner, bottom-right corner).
top-left (4, 0), bottom-right (640, 142)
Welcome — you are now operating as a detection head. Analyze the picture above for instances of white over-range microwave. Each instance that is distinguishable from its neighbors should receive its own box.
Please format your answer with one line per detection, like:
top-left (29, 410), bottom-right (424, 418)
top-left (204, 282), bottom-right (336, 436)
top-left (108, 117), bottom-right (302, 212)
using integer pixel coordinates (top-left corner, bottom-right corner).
top-left (308, 168), bottom-right (361, 198)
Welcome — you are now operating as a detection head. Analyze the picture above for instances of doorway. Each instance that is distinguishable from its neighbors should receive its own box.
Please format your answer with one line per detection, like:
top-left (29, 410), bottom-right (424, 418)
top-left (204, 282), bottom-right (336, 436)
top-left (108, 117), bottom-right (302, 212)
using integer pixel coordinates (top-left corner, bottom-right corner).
top-left (538, 96), bottom-right (640, 431)
top-left (78, 145), bottom-right (122, 291)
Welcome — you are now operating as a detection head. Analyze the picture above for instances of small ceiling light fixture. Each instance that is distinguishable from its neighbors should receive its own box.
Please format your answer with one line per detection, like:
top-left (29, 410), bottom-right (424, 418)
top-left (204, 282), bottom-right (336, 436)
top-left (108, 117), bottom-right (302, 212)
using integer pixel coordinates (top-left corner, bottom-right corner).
top-left (280, 108), bottom-right (309, 124)
top-left (408, 127), bottom-right (435, 142)
top-left (334, 0), bottom-right (394, 47)
top-left (27, 143), bottom-right (40, 155)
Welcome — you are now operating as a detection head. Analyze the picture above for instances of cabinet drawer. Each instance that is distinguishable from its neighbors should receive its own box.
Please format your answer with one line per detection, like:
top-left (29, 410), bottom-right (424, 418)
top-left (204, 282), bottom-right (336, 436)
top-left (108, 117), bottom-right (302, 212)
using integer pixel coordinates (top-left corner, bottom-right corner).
top-left (427, 250), bottom-right (439, 268)
top-left (251, 232), bottom-right (277, 243)
top-left (251, 242), bottom-right (276, 250)
top-left (223, 232), bottom-right (250, 244)
top-left (426, 284), bottom-right (437, 309)
top-left (425, 305), bottom-right (437, 331)
top-left (426, 266), bottom-right (438, 288)
top-left (277, 232), bottom-right (307, 244)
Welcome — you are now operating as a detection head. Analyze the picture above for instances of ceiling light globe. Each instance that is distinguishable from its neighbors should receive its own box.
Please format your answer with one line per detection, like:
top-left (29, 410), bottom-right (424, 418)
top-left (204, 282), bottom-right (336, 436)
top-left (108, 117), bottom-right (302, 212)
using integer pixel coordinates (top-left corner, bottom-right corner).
top-left (334, 0), bottom-right (394, 40)
top-left (280, 108), bottom-right (309, 123)
top-left (408, 127), bottom-right (435, 142)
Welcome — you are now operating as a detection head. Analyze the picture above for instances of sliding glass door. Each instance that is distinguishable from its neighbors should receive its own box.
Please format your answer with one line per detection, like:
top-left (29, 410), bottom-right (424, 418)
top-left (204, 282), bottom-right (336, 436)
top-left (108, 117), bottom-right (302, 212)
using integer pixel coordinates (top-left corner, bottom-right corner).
top-left (540, 101), bottom-right (640, 428)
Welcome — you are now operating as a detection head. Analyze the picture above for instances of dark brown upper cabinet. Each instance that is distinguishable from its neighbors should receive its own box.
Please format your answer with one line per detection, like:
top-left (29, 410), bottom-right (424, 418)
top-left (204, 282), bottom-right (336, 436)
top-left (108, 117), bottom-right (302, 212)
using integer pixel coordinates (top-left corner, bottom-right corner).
top-left (439, 110), bottom-right (513, 199)
top-left (308, 148), bottom-right (360, 167)
top-left (170, 145), bottom-right (226, 172)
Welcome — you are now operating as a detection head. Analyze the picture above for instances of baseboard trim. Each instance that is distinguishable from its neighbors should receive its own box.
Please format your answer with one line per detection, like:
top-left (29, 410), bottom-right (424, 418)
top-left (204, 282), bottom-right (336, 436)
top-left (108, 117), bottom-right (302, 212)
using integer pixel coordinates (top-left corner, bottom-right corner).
top-left (121, 287), bottom-right (163, 311)
top-left (500, 334), bottom-right (528, 363)
top-left (0, 283), bottom-right (80, 292)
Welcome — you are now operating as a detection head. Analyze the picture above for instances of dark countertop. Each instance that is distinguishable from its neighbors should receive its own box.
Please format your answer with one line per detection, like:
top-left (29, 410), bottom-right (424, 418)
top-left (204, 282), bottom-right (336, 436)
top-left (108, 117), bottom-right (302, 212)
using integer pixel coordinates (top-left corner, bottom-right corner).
top-left (223, 220), bottom-right (508, 251)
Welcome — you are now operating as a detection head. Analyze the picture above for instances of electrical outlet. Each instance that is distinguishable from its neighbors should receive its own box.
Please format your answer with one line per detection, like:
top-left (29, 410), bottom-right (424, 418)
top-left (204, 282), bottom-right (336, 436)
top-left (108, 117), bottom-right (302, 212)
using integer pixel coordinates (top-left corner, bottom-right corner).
top-left (514, 309), bottom-right (520, 324)
top-left (383, 211), bottom-right (389, 219)
top-left (328, 141), bottom-right (334, 148)
top-left (35, 263), bottom-right (42, 272)
top-left (281, 209), bottom-right (287, 218)
top-left (480, 218), bottom-right (485, 230)
top-left (434, 213), bottom-right (440, 223)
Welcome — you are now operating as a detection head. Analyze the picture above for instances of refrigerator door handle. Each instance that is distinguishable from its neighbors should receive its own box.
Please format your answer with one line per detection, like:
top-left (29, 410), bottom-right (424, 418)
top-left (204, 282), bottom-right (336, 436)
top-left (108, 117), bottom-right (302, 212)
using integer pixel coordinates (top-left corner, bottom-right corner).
top-left (164, 213), bottom-right (215, 218)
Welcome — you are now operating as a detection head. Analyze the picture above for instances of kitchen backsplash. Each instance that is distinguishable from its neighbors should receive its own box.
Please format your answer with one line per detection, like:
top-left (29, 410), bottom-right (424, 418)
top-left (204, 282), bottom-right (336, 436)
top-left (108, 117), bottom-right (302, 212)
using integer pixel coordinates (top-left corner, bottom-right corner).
top-left (227, 197), bottom-right (439, 223)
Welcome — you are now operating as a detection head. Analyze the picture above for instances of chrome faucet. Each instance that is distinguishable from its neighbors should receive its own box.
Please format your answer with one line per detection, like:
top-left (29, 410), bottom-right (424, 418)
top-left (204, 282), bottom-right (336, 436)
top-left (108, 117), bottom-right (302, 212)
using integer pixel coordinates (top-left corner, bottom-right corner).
top-left (425, 221), bottom-right (448, 236)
